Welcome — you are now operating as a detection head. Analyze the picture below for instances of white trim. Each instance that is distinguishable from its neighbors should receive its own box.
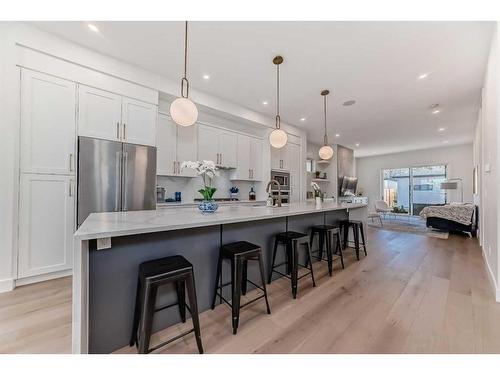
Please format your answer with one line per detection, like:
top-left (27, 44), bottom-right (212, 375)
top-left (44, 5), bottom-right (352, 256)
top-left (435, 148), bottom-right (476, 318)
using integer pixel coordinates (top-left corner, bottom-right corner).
top-left (0, 278), bottom-right (15, 293)
top-left (14, 268), bottom-right (72, 287)
top-left (482, 248), bottom-right (500, 303)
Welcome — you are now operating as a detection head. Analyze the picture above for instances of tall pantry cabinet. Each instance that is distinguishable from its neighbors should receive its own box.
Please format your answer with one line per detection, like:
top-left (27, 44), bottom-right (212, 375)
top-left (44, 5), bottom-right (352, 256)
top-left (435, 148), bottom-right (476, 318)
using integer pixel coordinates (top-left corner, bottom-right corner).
top-left (18, 69), bottom-right (76, 279)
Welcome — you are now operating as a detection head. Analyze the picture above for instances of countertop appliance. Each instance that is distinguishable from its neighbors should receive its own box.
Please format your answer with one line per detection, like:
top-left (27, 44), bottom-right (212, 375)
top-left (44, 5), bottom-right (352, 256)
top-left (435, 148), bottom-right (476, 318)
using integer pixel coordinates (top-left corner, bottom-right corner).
top-left (156, 186), bottom-right (166, 203)
top-left (270, 170), bottom-right (290, 191)
top-left (77, 136), bottom-right (157, 226)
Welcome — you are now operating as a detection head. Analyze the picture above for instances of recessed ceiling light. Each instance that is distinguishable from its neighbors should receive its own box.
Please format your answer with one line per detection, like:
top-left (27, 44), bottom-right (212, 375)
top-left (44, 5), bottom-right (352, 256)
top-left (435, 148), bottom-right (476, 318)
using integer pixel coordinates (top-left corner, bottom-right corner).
top-left (418, 73), bottom-right (429, 80)
top-left (262, 101), bottom-right (268, 105)
top-left (343, 100), bottom-right (356, 106)
top-left (443, 140), bottom-right (449, 144)
top-left (300, 117), bottom-right (306, 122)
top-left (355, 143), bottom-right (360, 147)
top-left (438, 127), bottom-right (446, 132)
top-left (202, 74), bottom-right (210, 80)
top-left (432, 109), bottom-right (441, 115)
top-left (87, 23), bottom-right (99, 32)
top-left (335, 133), bottom-right (340, 137)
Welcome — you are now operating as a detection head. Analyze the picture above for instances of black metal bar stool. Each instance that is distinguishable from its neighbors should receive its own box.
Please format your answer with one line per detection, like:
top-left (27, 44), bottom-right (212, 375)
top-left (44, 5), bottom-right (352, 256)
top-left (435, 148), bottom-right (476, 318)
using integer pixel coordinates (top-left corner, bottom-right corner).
top-left (307, 225), bottom-right (345, 276)
top-left (211, 241), bottom-right (271, 335)
top-left (129, 255), bottom-right (204, 354)
top-left (268, 231), bottom-right (316, 299)
top-left (340, 220), bottom-right (367, 261)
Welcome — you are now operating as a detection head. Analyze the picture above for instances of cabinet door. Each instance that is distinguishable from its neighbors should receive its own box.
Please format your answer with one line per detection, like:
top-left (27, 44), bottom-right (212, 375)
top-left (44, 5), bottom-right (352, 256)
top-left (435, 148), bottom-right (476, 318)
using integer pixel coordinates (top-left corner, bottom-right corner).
top-left (250, 137), bottom-right (263, 181)
top-left (21, 70), bottom-right (76, 175)
top-left (288, 143), bottom-right (301, 202)
top-left (271, 146), bottom-right (281, 170)
top-left (18, 174), bottom-right (74, 278)
top-left (122, 97), bottom-right (157, 146)
top-left (177, 122), bottom-right (198, 177)
top-left (78, 85), bottom-right (122, 142)
top-left (235, 134), bottom-right (251, 179)
top-left (198, 125), bottom-right (219, 163)
top-left (280, 145), bottom-right (290, 171)
top-left (219, 130), bottom-right (238, 168)
top-left (156, 113), bottom-right (177, 176)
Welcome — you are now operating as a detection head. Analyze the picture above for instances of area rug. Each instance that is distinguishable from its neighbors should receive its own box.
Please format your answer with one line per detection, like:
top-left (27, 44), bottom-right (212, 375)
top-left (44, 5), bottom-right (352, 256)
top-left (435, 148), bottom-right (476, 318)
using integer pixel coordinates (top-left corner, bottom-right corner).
top-left (367, 217), bottom-right (449, 239)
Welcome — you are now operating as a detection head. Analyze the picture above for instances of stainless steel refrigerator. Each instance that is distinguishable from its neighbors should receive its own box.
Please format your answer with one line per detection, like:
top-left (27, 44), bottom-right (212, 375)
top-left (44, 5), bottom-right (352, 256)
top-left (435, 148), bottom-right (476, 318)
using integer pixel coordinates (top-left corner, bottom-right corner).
top-left (77, 136), bottom-right (157, 226)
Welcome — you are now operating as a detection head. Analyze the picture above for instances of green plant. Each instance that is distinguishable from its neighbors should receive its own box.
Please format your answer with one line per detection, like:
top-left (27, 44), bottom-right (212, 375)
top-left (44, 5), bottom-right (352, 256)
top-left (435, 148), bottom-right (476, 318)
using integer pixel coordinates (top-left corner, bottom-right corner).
top-left (198, 186), bottom-right (217, 200)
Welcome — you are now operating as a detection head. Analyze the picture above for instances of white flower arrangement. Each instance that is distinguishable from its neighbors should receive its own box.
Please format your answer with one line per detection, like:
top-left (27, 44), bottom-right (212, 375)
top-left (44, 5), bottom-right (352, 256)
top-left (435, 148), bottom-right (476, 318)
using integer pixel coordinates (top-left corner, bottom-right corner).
top-left (311, 181), bottom-right (322, 198)
top-left (181, 160), bottom-right (220, 200)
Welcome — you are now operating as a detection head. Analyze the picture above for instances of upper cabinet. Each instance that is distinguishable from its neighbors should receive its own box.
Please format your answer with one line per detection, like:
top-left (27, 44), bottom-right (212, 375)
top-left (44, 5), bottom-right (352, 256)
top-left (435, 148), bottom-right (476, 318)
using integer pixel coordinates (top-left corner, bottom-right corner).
top-left (271, 145), bottom-right (290, 171)
top-left (121, 97), bottom-right (157, 146)
top-left (20, 69), bottom-right (77, 175)
top-left (157, 113), bottom-right (197, 177)
top-left (78, 85), bottom-right (156, 146)
top-left (232, 134), bottom-right (263, 181)
top-left (197, 124), bottom-right (237, 168)
top-left (78, 85), bottom-right (122, 142)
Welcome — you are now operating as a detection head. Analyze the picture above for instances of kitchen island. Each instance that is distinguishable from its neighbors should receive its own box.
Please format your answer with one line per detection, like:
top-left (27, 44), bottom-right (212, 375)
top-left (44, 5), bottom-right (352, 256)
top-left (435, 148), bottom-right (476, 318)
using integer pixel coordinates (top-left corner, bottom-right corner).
top-left (73, 201), bottom-right (367, 354)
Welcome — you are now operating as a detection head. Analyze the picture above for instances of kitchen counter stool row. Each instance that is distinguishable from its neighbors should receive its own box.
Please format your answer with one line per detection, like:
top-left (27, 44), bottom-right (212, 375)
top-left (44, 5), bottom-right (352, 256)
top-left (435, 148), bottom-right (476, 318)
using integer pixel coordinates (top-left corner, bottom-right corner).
top-left (129, 219), bottom-right (367, 354)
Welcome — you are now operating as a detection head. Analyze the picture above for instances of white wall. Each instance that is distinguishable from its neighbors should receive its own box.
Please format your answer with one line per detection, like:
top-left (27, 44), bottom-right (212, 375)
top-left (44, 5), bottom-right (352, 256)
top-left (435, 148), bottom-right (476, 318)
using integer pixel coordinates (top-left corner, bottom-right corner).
top-left (356, 143), bottom-right (474, 212)
top-left (474, 22), bottom-right (500, 302)
top-left (0, 23), bottom-right (307, 291)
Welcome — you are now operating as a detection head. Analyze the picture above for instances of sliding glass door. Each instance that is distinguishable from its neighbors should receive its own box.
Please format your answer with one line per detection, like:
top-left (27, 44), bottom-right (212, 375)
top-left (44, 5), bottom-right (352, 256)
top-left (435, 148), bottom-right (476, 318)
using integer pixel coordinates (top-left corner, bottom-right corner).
top-left (382, 165), bottom-right (447, 216)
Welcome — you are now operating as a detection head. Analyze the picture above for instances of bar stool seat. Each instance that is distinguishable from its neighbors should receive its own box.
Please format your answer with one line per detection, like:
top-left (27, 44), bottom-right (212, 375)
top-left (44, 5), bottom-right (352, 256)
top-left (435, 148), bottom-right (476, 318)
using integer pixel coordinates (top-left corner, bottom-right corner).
top-left (268, 231), bottom-right (316, 299)
top-left (130, 255), bottom-right (203, 354)
top-left (308, 225), bottom-right (345, 276)
top-left (340, 220), bottom-right (367, 261)
top-left (211, 241), bottom-right (271, 335)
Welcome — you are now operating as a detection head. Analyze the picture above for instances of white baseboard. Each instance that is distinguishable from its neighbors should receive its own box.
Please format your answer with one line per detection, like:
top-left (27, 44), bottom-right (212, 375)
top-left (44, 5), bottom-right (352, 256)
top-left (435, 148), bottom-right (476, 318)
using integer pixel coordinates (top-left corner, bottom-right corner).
top-left (0, 278), bottom-right (15, 293)
top-left (481, 249), bottom-right (500, 303)
top-left (15, 269), bottom-right (72, 287)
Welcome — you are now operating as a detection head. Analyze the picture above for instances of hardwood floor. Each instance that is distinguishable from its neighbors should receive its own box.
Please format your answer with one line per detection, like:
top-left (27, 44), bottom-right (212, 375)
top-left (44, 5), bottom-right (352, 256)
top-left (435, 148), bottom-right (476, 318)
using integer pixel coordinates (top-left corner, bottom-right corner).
top-left (1, 227), bottom-right (500, 354)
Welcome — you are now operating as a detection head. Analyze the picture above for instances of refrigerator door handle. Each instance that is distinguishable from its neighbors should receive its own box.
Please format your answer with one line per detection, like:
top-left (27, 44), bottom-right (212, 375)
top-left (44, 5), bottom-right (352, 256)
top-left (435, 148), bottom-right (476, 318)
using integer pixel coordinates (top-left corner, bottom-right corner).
top-left (122, 152), bottom-right (128, 211)
top-left (115, 151), bottom-right (122, 211)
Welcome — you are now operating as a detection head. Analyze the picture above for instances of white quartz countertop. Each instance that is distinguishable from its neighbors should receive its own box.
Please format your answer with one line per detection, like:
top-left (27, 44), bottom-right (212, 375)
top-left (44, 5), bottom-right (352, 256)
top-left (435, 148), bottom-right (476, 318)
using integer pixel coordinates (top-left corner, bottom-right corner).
top-left (74, 202), bottom-right (367, 241)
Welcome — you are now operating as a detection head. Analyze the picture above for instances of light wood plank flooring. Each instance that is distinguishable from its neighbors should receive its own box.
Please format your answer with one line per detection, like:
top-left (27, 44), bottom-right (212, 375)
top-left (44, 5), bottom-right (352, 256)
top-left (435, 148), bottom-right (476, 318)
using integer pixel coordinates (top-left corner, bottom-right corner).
top-left (1, 227), bottom-right (500, 354)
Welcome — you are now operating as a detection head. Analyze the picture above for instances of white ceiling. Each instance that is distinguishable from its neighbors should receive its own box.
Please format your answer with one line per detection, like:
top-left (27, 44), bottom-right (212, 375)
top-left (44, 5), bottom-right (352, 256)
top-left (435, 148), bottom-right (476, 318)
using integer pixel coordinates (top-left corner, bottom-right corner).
top-left (31, 21), bottom-right (494, 157)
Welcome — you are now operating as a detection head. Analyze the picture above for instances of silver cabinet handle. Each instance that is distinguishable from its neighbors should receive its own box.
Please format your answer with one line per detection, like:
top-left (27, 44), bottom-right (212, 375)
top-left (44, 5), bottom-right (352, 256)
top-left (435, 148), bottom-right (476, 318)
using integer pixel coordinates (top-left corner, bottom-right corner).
top-left (249, 169), bottom-right (251, 179)
top-left (69, 153), bottom-right (73, 172)
top-left (116, 122), bottom-right (120, 139)
top-left (69, 179), bottom-right (73, 197)
top-left (123, 123), bottom-right (126, 140)
top-left (176, 161), bottom-right (179, 174)
top-left (173, 160), bottom-right (176, 174)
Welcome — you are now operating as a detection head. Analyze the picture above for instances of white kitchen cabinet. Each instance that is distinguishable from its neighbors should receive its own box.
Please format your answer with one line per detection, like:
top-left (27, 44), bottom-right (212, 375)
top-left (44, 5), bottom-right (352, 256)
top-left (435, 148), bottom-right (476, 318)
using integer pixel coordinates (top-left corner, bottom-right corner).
top-left (271, 144), bottom-right (290, 171)
top-left (198, 124), bottom-right (237, 168)
top-left (78, 85), bottom-right (122, 142)
top-left (18, 174), bottom-right (75, 278)
top-left (78, 85), bottom-right (157, 146)
top-left (233, 135), bottom-right (263, 181)
top-left (20, 69), bottom-right (76, 175)
top-left (219, 130), bottom-right (238, 168)
top-left (157, 113), bottom-right (197, 177)
top-left (250, 137), bottom-right (263, 181)
top-left (176, 121), bottom-right (198, 177)
top-left (121, 97), bottom-right (157, 146)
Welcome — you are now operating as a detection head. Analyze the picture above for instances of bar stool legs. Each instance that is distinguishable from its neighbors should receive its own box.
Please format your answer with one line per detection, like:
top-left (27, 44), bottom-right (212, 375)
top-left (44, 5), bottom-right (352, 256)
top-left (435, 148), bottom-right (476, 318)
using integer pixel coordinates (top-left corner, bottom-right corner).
top-left (185, 271), bottom-right (204, 353)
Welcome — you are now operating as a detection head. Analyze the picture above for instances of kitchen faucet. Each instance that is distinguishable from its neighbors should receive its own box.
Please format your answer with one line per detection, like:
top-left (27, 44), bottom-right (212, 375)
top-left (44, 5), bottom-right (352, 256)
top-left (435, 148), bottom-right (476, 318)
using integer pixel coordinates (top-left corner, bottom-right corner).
top-left (266, 180), bottom-right (282, 207)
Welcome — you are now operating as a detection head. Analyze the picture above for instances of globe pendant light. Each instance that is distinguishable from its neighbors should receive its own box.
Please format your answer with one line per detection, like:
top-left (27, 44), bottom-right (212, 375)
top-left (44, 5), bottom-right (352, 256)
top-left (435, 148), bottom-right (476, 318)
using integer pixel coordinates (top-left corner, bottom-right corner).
top-left (170, 21), bottom-right (198, 127)
top-left (269, 56), bottom-right (288, 149)
top-left (318, 90), bottom-right (334, 160)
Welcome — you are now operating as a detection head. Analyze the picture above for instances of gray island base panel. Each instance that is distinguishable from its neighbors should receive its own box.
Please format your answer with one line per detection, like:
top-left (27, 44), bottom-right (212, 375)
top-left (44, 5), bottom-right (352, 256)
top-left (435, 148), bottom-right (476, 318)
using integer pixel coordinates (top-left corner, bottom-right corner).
top-left (72, 202), bottom-right (367, 353)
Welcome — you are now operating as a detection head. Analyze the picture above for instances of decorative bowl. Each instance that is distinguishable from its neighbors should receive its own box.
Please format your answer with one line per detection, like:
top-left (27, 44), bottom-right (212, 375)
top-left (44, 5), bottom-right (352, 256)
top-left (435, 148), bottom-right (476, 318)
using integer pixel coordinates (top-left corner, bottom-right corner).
top-left (198, 200), bottom-right (219, 213)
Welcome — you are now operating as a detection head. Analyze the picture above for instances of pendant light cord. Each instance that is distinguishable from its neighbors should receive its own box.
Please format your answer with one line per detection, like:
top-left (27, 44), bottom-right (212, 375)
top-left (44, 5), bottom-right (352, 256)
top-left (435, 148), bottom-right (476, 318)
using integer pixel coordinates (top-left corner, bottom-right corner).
top-left (323, 94), bottom-right (328, 145)
top-left (181, 21), bottom-right (189, 98)
top-left (275, 63), bottom-right (281, 129)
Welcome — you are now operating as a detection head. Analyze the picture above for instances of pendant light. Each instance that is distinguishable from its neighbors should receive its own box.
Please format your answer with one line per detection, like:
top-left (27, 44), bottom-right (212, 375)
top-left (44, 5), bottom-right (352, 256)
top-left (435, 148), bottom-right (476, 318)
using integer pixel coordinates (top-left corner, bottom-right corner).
top-left (318, 90), bottom-right (334, 160)
top-left (170, 21), bottom-right (198, 127)
top-left (269, 56), bottom-right (288, 149)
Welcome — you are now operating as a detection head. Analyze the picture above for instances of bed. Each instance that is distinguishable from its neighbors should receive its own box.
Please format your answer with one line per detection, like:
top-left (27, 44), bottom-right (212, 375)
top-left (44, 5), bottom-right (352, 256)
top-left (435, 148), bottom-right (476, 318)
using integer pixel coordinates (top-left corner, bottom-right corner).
top-left (419, 203), bottom-right (478, 237)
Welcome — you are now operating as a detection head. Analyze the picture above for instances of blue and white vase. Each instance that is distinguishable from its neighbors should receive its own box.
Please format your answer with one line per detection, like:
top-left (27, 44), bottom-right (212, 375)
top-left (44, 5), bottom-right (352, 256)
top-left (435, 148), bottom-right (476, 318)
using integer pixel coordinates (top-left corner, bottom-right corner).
top-left (198, 200), bottom-right (219, 213)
